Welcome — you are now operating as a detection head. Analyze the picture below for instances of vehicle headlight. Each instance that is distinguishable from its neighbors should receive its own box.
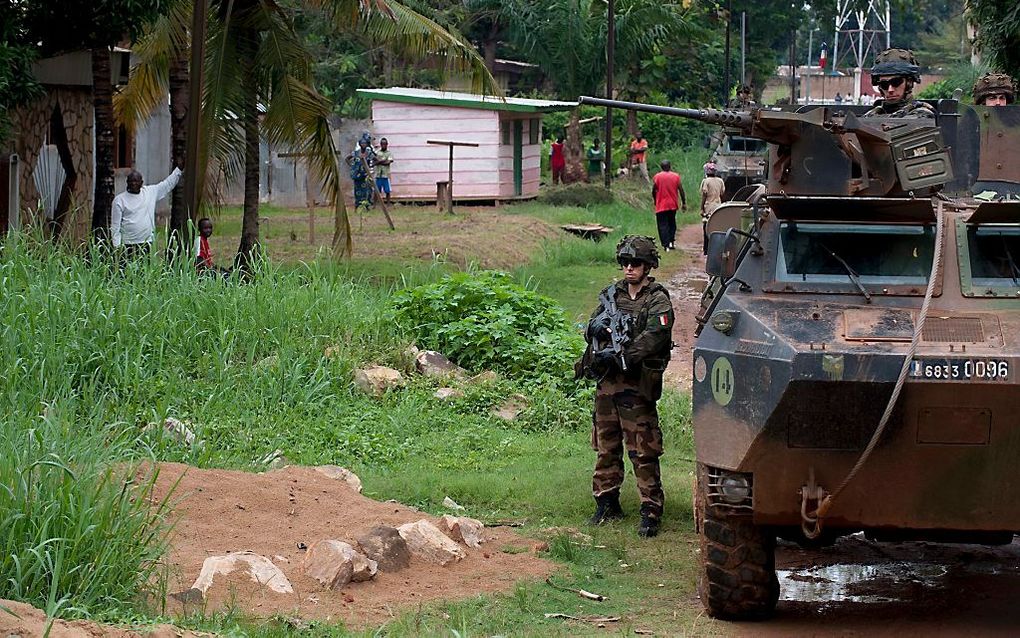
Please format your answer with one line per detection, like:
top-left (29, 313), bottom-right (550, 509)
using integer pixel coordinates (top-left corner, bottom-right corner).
top-left (719, 474), bottom-right (751, 505)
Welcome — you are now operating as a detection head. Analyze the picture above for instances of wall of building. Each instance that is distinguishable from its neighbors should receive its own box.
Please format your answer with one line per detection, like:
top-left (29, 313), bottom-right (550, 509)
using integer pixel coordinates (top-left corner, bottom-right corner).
top-left (370, 101), bottom-right (502, 200)
top-left (497, 113), bottom-right (542, 198)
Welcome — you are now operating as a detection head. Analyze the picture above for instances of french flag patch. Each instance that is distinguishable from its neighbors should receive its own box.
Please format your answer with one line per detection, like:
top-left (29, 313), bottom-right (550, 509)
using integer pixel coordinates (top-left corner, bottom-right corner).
top-left (658, 314), bottom-right (669, 327)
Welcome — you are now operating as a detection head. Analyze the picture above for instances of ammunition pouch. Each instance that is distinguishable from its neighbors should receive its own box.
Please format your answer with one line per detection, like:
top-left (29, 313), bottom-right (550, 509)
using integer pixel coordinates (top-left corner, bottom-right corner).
top-left (639, 358), bottom-right (668, 401)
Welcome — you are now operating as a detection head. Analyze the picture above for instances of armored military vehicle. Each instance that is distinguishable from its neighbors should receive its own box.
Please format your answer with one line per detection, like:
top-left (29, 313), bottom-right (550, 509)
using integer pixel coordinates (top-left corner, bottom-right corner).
top-left (581, 95), bottom-right (1020, 619)
top-left (707, 129), bottom-right (767, 198)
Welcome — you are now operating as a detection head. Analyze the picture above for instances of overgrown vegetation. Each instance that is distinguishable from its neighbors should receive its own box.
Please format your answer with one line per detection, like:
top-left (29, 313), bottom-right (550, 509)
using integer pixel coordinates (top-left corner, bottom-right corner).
top-left (537, 182), bottom-right (616, 207)
top-left (392, 271), bottom-right (584, 382)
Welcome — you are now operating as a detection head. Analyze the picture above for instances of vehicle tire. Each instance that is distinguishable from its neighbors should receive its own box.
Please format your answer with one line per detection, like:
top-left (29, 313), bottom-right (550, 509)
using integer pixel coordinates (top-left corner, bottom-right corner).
top-left (696, 467), bottom-right (779, 620)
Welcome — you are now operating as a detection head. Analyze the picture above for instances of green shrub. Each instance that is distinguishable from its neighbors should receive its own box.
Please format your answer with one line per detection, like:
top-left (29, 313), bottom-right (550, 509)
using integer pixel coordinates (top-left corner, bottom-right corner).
top-left (537, 183), bottom-right (615, 207)
top-left (391, 271), bottom-right (585, 382)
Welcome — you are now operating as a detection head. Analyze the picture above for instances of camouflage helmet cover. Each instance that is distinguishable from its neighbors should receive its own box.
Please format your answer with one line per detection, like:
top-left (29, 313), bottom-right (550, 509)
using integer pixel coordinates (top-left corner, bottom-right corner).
top-left (616, 235), bottom-right (660, 269)
top-left (973, 72), bottom-right (1016, 104)
top-left (871, 48), bottom-right (921, 83)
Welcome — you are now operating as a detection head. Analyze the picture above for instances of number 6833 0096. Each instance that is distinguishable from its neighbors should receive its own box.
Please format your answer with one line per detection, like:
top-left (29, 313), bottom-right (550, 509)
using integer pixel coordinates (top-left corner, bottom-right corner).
top-left (909, 358), bottom-right (1011, 381)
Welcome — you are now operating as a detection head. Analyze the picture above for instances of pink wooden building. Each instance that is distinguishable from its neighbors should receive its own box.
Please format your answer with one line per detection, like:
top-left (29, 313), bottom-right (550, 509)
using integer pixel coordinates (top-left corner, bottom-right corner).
top-left (357, 87), bottom-right (577, 201)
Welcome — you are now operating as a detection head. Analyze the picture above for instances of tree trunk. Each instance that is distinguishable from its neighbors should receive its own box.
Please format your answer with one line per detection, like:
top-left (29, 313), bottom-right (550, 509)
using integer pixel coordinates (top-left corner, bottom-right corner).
top-left (91, 47), bottom-right (115, 243)
top-left (563, 109), bottom-right (585, 183)
top-left (167, 50), bottom-right (189, 259)
top-left (626, 109), bottom-right (639, 138)
top-left (235, 40), bottom-right (261, 270)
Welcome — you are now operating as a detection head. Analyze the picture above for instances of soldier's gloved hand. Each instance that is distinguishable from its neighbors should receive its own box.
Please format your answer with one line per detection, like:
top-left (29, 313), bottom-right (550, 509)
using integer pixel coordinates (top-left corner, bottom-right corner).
top-left (594, 326), bottom-right (611, 341)
top-left (593, 349), bottom-right (618, 369)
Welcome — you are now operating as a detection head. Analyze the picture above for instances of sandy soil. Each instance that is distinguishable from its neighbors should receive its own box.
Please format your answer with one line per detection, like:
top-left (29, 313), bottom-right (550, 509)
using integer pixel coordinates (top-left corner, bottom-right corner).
top-left (0, 598), bottom-right (205, 638)
top-left (151, 463), bottom-right (553, 629)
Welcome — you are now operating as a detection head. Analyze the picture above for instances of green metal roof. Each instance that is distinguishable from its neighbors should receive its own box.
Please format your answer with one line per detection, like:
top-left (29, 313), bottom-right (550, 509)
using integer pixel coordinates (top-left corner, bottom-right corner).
top-left (357, 87), bottom-right (578, 113)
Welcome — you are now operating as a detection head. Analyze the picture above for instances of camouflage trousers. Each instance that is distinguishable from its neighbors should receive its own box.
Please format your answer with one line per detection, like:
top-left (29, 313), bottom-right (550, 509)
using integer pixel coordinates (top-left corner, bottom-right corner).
top-left (591, 375), bottom-right (665, 517)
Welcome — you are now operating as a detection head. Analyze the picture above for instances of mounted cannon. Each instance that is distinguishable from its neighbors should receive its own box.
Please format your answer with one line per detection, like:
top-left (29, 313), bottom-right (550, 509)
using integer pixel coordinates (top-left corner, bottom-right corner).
top-left (580, 95), bottom-right (953, 198)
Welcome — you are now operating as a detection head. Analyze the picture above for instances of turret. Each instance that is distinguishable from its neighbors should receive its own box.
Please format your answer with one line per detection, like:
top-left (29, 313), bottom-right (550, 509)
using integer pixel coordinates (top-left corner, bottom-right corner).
top-left (579, 96), bottom-right (953, 198)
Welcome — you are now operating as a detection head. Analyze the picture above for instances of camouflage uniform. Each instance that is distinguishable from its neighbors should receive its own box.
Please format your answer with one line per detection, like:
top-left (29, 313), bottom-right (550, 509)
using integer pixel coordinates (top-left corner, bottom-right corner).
top-left (587, 278), bottom-right (674, 518)
top-left (863, 48), bottom-right (935, 119)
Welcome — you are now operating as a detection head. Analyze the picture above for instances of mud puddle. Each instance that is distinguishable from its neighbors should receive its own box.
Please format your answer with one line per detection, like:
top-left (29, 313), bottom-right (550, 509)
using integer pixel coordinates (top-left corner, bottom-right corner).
top-left (778, 561), bottom-right (948, 603)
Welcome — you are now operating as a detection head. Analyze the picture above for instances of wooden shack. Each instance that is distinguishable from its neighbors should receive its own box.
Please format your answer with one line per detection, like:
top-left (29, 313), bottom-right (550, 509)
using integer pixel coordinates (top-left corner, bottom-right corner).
top-left (356, 87), bottom-right (577, 202)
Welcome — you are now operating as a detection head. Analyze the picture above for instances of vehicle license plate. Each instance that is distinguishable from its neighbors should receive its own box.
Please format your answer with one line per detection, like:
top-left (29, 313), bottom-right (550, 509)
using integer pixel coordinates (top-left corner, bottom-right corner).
top-left (909, 358), bottom-right (1011, 381)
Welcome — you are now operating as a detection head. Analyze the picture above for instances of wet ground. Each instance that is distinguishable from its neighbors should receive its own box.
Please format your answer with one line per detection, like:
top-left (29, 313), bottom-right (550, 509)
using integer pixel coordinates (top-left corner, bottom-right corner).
top-left (735, 534), bottom-right (1020, 636)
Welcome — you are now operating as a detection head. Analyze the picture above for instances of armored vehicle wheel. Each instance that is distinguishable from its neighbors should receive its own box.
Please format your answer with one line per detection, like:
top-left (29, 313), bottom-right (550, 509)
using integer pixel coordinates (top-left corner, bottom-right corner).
top-left (696, 469), bottom-right (779, 620)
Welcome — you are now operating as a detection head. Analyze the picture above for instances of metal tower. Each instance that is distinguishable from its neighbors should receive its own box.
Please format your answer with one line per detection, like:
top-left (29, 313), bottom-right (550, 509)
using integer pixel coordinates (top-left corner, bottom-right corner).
top-left (832, 0), bottom-right (891, 99)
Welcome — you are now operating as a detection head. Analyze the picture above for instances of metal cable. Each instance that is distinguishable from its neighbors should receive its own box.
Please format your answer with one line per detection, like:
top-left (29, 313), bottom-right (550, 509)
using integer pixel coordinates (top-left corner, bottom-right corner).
top-left (815, 204), bottom-right (945, 520)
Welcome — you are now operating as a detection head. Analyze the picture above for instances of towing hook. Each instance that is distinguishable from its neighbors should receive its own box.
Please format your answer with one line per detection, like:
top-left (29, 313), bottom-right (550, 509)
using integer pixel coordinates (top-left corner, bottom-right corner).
top-left (799, 468), bottom-right (828, 540)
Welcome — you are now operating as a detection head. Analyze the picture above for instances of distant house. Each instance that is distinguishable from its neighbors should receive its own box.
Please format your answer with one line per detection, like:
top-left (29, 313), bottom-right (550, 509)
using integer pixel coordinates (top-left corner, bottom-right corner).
top-left (8, 48), bottom-right (171, 240)
top-left (357, 87), bottom-right (577, 202)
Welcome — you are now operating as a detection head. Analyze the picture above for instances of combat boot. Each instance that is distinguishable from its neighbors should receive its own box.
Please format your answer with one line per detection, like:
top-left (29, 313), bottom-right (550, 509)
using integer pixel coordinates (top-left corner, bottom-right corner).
top-left (589, 492), bottom-right (625, 525)
top-left (638, 509), bottom-right (660, 538)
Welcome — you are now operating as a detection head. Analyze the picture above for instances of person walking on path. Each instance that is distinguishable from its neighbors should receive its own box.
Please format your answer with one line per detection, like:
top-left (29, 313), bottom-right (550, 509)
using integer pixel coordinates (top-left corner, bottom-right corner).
top-left (375, 137), bottom-right (394, 204)
top-left (550, 135), bottom-right (566, 185)
top-left (111, 162), bottom-right (183, 258)
top-left (700, 163), bottom-right (726, 254)
top-left (651, 160), bottom-right (685, 251)
top-left (629, 132), bottom-right (650, 182)
top-left (586, 138), bottom-right (605, 182)
top-left (578, 235), bottom-right (673, 538)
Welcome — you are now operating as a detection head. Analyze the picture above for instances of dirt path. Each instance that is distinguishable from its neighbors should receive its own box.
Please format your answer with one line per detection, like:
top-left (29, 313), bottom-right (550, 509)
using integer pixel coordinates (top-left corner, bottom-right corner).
top-left (661, 222), bottom-right (707, 393)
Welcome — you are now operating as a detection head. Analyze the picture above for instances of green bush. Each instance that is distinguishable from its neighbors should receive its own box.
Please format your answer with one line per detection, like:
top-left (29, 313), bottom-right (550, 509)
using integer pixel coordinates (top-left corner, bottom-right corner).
top-left (391, 271), bottom-right (585, 382)
top-left (537, 183), bottom-right (615, 207)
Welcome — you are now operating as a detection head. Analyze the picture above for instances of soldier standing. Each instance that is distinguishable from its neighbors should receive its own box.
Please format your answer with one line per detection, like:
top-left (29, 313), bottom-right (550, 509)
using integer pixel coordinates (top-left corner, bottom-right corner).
top-left (581, 236), bottom-right (674, 537)
top-left (973, 72), bottom-right (1015, 106)
top-left (863, 48), bottom-right (935, 119)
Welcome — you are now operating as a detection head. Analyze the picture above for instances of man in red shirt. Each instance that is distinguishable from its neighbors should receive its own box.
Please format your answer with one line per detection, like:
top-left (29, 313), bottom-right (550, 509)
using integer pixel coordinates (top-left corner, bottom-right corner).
top-left (651, 160), bottom-right (686, 251)
top-left (550, 136), bottom-right (566, 185)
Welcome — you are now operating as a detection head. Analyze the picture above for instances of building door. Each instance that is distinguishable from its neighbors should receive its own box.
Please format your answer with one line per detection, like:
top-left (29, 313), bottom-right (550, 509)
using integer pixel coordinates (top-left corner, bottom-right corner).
top-left (513, 120), bottom-right (523, 197)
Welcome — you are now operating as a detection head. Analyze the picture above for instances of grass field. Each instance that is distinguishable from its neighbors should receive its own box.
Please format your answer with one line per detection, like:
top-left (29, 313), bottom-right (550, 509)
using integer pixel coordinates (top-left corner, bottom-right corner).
top-left (1, 149), bottom-right (725, 636)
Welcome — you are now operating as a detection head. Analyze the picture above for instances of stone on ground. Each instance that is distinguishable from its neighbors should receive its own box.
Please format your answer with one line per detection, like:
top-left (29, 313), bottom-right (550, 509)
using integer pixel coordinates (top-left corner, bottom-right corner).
top-left (184, 551), bottom-right (293, 599)
top-left (492, 394), bottom-right (528, 421)
top-left (353, 366), bottom-right (404, 397)
top-left (469, 370), bottom-right (499, 384)
top-left (356, 525), bottom-right (412, 572)
top-left (397, 520), bottom-right (466, 566)
top-left (415, 350), bottom-right (468, 379)
top-left (313, 465), bottom-right (363, 493)
top-left (439, 515), bottom-right (485, 548)
top-left (148, 417), bottom-right (197, 446)
top-left (434, 387), bottom-right (464, 401)
top-left (303, 540), bottom-right (378, 589)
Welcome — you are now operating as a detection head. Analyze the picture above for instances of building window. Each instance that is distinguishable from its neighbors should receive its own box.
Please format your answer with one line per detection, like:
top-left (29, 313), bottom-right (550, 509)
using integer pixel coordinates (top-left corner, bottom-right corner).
top-left (501, 121), bottom-right (511, 145)
top-left (529, 118), bottom-right (540, 145)
top-left (114, 123), bottom-right (134, 169)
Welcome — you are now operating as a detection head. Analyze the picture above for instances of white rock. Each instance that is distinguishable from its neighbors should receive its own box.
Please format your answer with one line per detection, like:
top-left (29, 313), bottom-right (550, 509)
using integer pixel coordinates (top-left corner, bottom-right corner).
top-left (152, 417), bottom-right (196, 446)
top-left (415, 351), bottom-right (468, 379)
top-left (353, 366), bottom-right (404, 397)
top-left (313, 465), bottom-right (363, 493)
top-left (492, 394), bottom-right (528, 421)
top-left (190, 551), bottom-right (293, 596)
top-left (439, 515), bottom-right (485, 548)
top-left (442, 496), bottom-right (466, 511)
top-left (303, 540), bottom-right (377, 589)
top-left (397, 520), bottom-right (466, 566)
top-left (434, 387), bottom-right (464, 401)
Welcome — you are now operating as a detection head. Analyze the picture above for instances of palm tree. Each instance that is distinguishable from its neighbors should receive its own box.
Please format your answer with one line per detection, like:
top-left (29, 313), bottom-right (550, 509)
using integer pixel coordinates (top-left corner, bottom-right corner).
top-left (117, 0), bottom-right (496, 265)
top-left (501, 0), bottom-right (688, 181)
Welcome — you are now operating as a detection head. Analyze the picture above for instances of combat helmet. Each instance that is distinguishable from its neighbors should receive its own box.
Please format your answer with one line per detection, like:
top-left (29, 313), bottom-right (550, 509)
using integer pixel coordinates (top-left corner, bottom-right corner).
top-left (871, 48), bottom-right (921, 82)
top-left (616, 235), bottom-right (660, 269)
top-left (973, 72), bottom-right (1015, 105)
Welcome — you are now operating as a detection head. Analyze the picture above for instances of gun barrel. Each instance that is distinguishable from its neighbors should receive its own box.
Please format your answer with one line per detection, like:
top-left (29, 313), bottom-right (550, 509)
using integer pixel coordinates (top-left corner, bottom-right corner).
top-left (579, 96), bottom-right (753, 129)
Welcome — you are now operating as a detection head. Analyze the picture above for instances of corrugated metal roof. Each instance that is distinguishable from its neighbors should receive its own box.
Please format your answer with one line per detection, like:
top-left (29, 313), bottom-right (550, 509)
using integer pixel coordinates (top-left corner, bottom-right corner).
top-left (357, 87), bottom-right (578, 113)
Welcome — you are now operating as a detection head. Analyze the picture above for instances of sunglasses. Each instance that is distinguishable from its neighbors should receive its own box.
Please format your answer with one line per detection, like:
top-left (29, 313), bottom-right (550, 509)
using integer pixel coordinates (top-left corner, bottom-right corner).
top-left (873, 77), bottom-right (906, 91)
top-left (620, 258), bottom-right (645, 269)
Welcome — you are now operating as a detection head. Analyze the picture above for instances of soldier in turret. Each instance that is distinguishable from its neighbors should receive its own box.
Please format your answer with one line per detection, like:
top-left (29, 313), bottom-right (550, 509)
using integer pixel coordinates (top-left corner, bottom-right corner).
top-left (973, 72), bottom-right (1015, 107)
top-left (863, 48), bottom-right (934, 119)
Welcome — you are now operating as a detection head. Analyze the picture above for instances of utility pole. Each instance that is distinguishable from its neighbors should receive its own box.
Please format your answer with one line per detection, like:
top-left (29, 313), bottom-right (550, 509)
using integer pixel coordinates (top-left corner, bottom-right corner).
top-left (723, 0), bottom-right (732, 104)
top-left (740, 11), bottom-right (746, 86)
top-left (604, 0), bottom-right (614, 189)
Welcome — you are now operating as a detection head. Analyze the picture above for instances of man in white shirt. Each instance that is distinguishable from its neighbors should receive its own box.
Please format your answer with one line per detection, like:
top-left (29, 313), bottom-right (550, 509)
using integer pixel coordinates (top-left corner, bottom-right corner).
top-left (111, 164), bottom-right (183, 257)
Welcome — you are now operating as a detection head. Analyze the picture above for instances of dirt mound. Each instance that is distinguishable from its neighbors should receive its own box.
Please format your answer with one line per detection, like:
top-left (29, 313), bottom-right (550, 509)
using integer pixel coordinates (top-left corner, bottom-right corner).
top-left (0, 599), bottom-right (201, 638)
top-left (151, 463), bottom-right (552, 628)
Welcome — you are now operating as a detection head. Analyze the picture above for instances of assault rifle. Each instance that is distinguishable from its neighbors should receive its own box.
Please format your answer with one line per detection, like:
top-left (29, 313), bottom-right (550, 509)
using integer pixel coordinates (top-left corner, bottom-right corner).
top-left (590, 286), bottom-right (634, 373)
